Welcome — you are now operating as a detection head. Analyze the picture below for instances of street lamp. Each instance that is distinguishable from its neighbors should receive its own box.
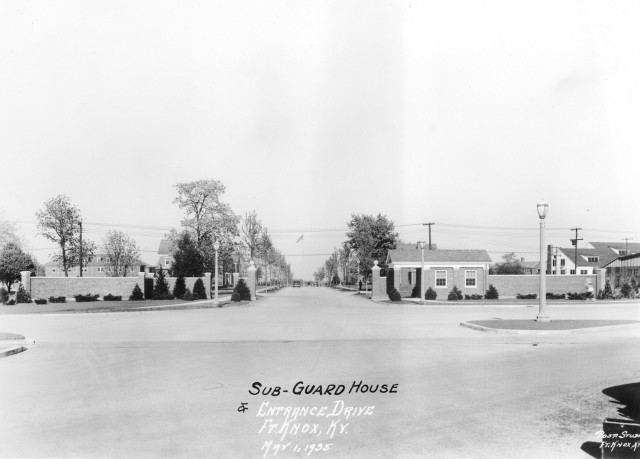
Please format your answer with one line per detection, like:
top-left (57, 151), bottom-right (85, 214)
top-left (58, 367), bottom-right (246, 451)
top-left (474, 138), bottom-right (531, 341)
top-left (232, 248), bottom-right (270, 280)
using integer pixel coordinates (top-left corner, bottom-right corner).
top-left (214, 240), bottom-right (220, 306)
top-left (537, 200), bottom-right (549, 322)
top-left (417, 241), bottom-right (426, 304)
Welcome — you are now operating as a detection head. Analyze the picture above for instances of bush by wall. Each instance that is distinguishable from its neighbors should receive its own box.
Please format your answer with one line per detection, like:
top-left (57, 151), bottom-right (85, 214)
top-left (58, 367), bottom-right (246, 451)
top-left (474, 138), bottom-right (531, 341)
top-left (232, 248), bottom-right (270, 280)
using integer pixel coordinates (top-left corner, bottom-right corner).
top-left (231, 291), bottom-right (241, 302)
top-left (74, 293), bottom-right (100, 302)
top-left (567, 292), bottom-right (587, 300)
top-left (16, 284), bottom-right (32, 303)
top-left (388, 288), bottom-right (402, 302)
top-left (425, 287), bottom-right (437, 300)
top-left (0, 287), bottom-right (8, 304)
top-left (410, 285), bottom-right (418, 298)
top-left (485, 284), bottom-right (499, 300)
top-left (546, 292), bottom-right (565, 300)
top-left (448, 286), bottom-right (463, 301)
top-left (34, 298), bottom-right (47, 304)
top-left (172, 276), bottom-right (186, 299)
top-left (464, 294), bottom-right (483, 300)
top-left (104, 294), bottom-right (122, 301)
top-left (193, 278), bottom-right (207, 299)
top-left (183, 288), bottom-right (195, 301)
top-left (48, 296), bottom-right (66, 303)
top-left (516, 293), bottom-right (537, 299)
top-left (129, 284), bottom-right (145, 301)
top-left (233, 279), bottom-right (251, 301)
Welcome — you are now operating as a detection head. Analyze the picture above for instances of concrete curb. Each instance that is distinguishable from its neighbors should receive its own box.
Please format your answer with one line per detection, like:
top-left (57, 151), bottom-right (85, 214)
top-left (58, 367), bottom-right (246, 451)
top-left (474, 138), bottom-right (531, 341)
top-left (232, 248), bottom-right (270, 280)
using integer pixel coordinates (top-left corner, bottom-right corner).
top-left (460, 321), bottom-right (640, 335)
top-left (0, 345), bottom-right (28, 358)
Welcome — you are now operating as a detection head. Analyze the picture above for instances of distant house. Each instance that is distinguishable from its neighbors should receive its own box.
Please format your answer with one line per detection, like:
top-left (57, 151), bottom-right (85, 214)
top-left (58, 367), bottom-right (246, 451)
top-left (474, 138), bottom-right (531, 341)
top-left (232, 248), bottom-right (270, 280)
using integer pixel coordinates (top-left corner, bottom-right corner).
top-left (44, 254), bottom-right (145, 277)
top-left (386, 245), bottom-right (492, 297)
top-left (551, 242), bottom-right (640, 275)
top-left (157, 239), bottom-right (174, 271)
top-left (520, 260), bottom-right (540, 275)
top-left (602, 252), bottom-right (640, 288)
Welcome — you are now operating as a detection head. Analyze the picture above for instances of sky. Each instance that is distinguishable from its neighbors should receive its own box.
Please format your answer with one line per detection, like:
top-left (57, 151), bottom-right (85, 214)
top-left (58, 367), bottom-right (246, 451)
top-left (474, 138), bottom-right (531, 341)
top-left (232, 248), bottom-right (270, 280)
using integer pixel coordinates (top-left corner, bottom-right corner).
top-left (1, 0), bottom-right (639, 280)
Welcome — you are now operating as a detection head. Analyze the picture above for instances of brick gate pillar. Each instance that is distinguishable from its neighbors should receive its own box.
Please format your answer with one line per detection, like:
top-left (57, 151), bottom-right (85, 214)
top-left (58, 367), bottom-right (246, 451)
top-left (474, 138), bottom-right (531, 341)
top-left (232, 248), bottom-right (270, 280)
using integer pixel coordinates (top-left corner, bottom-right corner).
top-left (247, 261), bottom-right (257, 301)
top-left (371, 261), bottom-right (386, 301)
top-left (20, 271), bottom-right (31, 295)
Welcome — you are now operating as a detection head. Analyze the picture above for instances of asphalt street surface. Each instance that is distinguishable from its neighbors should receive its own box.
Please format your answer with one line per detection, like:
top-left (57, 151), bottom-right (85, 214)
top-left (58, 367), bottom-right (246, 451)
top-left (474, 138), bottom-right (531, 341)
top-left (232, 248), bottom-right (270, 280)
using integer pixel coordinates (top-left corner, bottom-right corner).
top-left (1, 287), bottom-right (639, 458)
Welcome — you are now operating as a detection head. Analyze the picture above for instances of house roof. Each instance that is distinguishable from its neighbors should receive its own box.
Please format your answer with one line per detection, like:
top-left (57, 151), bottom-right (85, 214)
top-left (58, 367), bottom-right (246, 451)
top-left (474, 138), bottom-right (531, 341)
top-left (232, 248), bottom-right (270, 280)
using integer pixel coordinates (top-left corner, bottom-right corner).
top-left (158, 238), bottom-right (172, 255)
top-left (556, 242), bottom-right (638, 268)
top-left (44, 254), bottom-right (145, 268)
top-left (520, 261), bottom-right (539, 269)
top-left (387, 247), bottom-right (492, 264)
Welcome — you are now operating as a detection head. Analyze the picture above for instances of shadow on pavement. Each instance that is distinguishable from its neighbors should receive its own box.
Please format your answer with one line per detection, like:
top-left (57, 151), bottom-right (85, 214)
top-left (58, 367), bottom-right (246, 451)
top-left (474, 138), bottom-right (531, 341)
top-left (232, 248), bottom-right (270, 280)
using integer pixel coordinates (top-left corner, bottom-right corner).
top-left (580, 382), bottom-right (640, 458)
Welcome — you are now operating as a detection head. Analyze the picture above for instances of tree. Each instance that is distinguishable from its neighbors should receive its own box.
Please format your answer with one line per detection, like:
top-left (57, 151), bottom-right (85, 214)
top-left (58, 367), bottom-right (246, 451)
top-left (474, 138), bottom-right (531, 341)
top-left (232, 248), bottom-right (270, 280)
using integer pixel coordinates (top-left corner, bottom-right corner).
top-left (345, 213), bottom-right (398, 277)
top-left (494, 252), bottom-right (523, 275)
top-left (240, 211), bottom-right (263, 262)
top-left (193, 278), bottom-right (207, 299)
top-left (0, 243), bottom-right (36, 289)
top-left (0, 210), bottom-right (22, 249)
top-left (172, 276), bottom-right (187, 299)
top-left (101, 230), bottom-right (140, 277)
top-left (324, 250), bottom-right (339, 285)
top-left (153, 267), bottom-right (172, 299)
top-left (36, 195), bottom-right (95, 276)
top-left (170, 230), bottom-right (205, 277)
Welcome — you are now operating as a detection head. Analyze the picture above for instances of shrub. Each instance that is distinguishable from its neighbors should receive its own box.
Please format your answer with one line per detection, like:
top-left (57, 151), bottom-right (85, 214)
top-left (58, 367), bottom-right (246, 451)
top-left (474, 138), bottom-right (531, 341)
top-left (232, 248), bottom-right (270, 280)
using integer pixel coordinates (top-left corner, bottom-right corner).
top-left (153, 268), bottom-right (172, 299)
top-left (7, 299), bottom-right (15, 305)
top-left (410, 285), bottom-right (419, 298)
top-left (74, 293), bottom-right (99, 302)
top-left (485, 284), bottom-right (499, 300)
top-left (182, 288), bottom-right (195, 301)
top-left (567, 292), bottom-right (586, 300)
top-left (233, 279), bottom-right (252, 301)
top-left (104, 294), bottom-right (122, 301)
top-left (193, 278), bottom-right (207, 299)
top-left (16, 284), bottom-right (32, 303)
top-left (546, 292), bottom-right (565, 300)
top-left (172, 276), bottom-right (186, 299)
top-left (464, 294), bottom-right (483, 300)
top-left (388, 288), bottom-right (401, 302)
top-left (48, 296), bottom-right (66, 303)
top-left (516, 293), bottom-right (537, 299)
top-left (425, 287), bottom-right (437, 300)
top-left (599, 279), bottom-right (614, 300)
top-left (621, 283), bottom-right (632, 298)
top-left (231, 291), bottom-right (241, 302)
top-left (0, 287), bottom-right (8, 304)
top-left (34, 298), bottom-right (48, 304)
top-left (386, 270), bottom-right (395, 294)
top-left (129, 284), bottom-right (145, 301)
top-left (447, 286), bottom-right (463, 301)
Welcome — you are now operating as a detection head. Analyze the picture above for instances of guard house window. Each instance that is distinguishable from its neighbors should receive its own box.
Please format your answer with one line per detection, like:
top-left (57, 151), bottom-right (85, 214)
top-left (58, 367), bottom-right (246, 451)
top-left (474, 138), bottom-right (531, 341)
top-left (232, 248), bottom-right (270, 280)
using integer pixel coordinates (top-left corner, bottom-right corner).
top-left (587, 257), bottom-right (599, 263)
top-left (465, 270), bottom-right (477, 287)
top-left (408, 271), bottom-right (413, 285)
top-left (435, 270), bottom-right (447, 287)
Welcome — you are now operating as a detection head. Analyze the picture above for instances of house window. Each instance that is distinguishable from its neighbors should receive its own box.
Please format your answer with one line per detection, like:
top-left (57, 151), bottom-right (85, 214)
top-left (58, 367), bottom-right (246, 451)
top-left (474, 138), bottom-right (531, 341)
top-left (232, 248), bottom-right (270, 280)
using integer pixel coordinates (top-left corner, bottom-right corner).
top-left (435, 270), bottom-right (447, 287)
top-left (587, 257), bottom-right (599, 263)
top-left (97, 267), bottom-right (104, 273)
top-left (570, 269), bottom-right (575, 275)
top-left (465, 270), bottom-right (477, 287)
top-left (96, 257), bottom-right (102, 263)
top-left (580, 269), bottom-right (588, 274)
top-left (560, 259), bottom-right (565, 267)
top-left (552, 259), bottom-right (556, 267)
top-left (620, 250), bottom-right (628, 256)
top-left (165, 257), bottom-right (171, 266)
top-left (82, 267), bottom-right (88, 272)
top-left (52, 268), bottom-right (56, 273)
top-left (408, 271), bottom-right (413, 285)
top-left (105, 257), bottom-right (111, 263)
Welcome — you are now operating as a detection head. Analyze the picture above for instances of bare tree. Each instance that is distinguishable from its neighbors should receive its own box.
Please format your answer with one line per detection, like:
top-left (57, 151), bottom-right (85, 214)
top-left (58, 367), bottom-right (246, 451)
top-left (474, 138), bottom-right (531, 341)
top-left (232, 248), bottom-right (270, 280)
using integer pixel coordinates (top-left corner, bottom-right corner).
top-left (102, 230), bottom-right (141, 277)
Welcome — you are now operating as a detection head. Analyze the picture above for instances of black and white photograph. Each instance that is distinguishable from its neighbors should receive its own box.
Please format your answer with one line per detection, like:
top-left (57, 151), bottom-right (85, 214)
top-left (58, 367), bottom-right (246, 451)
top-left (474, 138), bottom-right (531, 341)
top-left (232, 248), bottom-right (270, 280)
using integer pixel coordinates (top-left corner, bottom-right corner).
top-left (1, 1), bottom-right (639, 458)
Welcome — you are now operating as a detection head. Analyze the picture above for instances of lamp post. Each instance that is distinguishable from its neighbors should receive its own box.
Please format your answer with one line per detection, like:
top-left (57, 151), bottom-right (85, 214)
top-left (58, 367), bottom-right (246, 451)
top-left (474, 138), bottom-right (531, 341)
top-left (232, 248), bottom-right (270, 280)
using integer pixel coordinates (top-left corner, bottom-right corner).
top-left (417, 241), bottom-right (426, 304)
top-left (537, 200), bottom-right (550, 322)
top-left (214, 240), bottom-right (220, 306)
top-left (357, 259), bottom-right (360, 292)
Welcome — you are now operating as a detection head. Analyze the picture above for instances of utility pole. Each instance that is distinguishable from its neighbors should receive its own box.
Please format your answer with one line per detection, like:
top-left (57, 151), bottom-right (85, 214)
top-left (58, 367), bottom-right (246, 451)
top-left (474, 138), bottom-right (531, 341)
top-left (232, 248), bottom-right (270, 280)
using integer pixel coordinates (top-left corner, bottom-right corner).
top-left (423, 223), bottom-right (435, 250)
top-left (621, 238), bottom-right (633, 253)
top-left (570, 228), bottom-right (582, 275)
top-left (79, 221), bottom-right (83, 278)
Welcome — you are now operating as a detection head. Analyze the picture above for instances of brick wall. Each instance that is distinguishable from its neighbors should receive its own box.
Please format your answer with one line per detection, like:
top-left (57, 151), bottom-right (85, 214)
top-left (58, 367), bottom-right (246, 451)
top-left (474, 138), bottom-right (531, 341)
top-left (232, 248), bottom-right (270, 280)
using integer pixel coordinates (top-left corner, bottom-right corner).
top-left (30, 277), bottom-right (142, 299)
top-left (487, 274), bottom-right (598, 298)
top-left (29, 274), bottom-right (211, 300)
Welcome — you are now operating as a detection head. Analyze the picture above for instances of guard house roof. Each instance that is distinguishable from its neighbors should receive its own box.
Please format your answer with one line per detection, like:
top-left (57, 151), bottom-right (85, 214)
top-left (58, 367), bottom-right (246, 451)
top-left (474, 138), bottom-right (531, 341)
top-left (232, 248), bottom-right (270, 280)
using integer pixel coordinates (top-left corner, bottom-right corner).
top-left (386, 247), bottom-right (492, 265)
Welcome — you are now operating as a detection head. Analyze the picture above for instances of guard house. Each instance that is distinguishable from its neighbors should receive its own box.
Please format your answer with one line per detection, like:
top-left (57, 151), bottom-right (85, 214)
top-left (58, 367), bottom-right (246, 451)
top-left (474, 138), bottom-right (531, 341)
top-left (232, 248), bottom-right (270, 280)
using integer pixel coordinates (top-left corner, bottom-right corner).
top-left (602, 252), bottom-right (640, 288)
top-left (386, 245), bottom-right (492, 298)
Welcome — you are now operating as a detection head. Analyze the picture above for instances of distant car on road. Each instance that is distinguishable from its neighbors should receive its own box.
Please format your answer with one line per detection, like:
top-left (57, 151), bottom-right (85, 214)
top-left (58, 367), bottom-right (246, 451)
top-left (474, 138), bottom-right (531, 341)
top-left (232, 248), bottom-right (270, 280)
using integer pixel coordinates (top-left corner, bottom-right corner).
top-left (313, 282), bottom-right (319, 287)
top-left (292, 280), bottom-right (301, 288)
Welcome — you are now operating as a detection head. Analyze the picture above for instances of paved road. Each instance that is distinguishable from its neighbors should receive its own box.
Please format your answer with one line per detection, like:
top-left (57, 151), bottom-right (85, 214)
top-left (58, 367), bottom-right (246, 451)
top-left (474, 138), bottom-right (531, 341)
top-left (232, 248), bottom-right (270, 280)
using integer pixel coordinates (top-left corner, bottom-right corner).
top-left (1, 287), bottom-right (639, 458)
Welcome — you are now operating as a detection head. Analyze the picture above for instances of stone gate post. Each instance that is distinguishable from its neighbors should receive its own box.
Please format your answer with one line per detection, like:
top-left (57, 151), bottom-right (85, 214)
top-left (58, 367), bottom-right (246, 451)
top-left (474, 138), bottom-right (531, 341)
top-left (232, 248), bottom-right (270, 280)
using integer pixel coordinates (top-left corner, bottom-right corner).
top-left (247, 261), bottom-right (257, 301)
